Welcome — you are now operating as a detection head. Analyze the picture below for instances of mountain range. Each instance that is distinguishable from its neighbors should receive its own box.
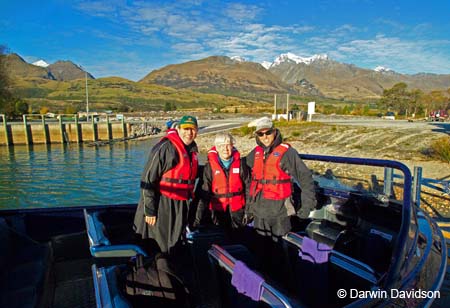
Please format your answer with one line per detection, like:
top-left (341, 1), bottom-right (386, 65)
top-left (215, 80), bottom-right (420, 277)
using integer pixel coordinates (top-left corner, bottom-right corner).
top-left (5, 53), bottom-right (95, 81)
top-left (142, 53), bottom-right (450, 100)
top-left (5, 52), bottom-right (450, 102)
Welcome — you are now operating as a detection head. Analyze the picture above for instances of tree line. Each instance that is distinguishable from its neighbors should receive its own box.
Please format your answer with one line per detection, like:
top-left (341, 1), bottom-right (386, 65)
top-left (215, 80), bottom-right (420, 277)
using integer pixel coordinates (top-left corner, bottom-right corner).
top-left (0, 45), bottom-right (30, 119)
top-left (379, 82), bottom-right (450, 118)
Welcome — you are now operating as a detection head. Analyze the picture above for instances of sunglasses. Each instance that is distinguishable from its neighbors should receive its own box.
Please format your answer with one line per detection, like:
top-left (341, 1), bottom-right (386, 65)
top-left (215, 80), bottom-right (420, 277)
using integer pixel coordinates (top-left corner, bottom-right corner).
top-left (256, 129), bottom-right (274, 137)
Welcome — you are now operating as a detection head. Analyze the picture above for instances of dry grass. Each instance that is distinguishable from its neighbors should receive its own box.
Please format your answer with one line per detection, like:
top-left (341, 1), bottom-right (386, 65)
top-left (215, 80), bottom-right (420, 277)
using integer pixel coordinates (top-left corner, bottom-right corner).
top-left (430, 136), bottom-right (450, 163)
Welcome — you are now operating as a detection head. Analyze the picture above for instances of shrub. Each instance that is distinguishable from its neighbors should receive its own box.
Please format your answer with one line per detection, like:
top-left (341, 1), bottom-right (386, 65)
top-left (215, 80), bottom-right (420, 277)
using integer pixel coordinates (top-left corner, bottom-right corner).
top-left (232, 125), bottom-right (255, 136)
top-left (430, 137), bottom-right (450, 163)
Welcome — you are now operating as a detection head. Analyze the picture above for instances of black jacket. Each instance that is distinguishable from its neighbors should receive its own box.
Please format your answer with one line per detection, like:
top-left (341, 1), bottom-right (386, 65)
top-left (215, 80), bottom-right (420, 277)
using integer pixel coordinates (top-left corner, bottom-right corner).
top-left (133, 137), bottom-right (198, 252)
top-left (138, 138), bottom-right (198, 217)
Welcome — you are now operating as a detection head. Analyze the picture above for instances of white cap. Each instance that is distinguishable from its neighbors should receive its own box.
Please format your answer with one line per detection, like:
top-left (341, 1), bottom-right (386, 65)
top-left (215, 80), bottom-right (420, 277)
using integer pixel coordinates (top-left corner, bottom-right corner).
top-left (248, 116), bottom-right (273, 132)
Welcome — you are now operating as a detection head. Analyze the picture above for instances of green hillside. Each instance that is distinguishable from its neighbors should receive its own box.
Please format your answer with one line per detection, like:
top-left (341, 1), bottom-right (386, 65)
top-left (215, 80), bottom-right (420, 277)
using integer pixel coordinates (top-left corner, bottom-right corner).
top-left (10, 76), bottom-right (266, 113)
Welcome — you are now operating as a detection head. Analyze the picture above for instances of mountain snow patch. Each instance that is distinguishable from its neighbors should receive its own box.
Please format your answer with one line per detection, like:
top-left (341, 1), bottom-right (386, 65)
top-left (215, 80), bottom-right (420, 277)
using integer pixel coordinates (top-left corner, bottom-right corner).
top-left (267, 52), bottom-right (328, 68)
top-left (230, 56), bottom-right (246, 62)
top-left (32, 60), bottom-right (49, 67)
top-left (374, 66), bottom-right (392, 73)
top-left (261, 61), bottom-right (272, 69)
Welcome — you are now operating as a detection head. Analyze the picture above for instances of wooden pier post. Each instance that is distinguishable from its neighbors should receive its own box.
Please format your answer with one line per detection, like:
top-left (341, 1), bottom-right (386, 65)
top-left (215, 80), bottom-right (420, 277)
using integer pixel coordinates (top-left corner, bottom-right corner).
top-left (121, 117), bottom-right (127, 138)
top-left (59, 116), bottom-right (65, 143)
top-left (1, 114), bottom-right (12, 146)
top-left (23, 115), bottom-right (32, 145)
top-left (106, 115), bottom-right (112, 140)
top-left (75, 115), bottom-right (82, 143)
top-left (41, 115), bottom-right (50, 144)
top-left (91, 116), bottom-right (98, 141)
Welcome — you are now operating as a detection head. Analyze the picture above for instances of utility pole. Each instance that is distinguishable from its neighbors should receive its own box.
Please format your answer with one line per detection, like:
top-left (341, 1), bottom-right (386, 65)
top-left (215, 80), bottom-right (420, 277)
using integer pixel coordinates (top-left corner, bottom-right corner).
top-left (274, 94), bottom-right (277, 120)
top-left (286, 93), bottom-right (290, 121)
top-left (85, 71), bottom-right (89, 118)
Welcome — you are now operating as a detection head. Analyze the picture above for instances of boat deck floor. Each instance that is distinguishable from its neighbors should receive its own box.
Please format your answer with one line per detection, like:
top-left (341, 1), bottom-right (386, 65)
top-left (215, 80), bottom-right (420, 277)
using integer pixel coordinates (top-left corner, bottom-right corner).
top-left (52, 258), bottom-right (95, 308)
top-left (50, 232), bottom-right (96, 308)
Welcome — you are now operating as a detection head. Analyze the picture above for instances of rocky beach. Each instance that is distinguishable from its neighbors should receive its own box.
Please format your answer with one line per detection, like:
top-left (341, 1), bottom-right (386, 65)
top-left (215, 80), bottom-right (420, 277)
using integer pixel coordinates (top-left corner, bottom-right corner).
top-left (195, 118), bottom-right (450, 219)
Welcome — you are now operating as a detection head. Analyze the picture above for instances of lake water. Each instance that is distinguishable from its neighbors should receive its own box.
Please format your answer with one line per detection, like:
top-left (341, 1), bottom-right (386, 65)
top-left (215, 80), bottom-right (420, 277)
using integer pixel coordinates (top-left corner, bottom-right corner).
top-left (0, 140), bottom-right (162, 209)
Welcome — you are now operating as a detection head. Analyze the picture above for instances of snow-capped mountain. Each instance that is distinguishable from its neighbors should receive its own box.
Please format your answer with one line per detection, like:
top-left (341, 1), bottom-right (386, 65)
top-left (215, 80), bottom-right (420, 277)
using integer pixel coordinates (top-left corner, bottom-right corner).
top-left (374, 66), bottom-right (392, 73)
top-left (230, 56), bottom-right (246, 62)
top-left (267, 52), bottom-right (329, 68)
top-left (261, 61), bottom-right (272, 69)
top-left (32, 60), bottom-right (50, 67)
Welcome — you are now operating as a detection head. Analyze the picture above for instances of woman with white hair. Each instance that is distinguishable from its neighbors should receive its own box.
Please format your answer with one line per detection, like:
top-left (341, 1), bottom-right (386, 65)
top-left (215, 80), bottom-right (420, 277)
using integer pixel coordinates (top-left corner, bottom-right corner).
top-left (194, 132), bottom-right (250, 235)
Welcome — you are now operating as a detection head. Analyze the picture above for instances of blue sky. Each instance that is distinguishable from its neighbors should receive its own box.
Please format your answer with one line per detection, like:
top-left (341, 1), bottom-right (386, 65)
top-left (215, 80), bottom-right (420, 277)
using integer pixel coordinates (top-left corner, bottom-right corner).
top-left (1, 0), bottom-right (449, 81)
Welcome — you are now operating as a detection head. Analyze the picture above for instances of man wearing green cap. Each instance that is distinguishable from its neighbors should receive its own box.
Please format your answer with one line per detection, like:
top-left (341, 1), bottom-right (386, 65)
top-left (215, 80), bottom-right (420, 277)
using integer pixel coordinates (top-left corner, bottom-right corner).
top-left (134, 115), bottom-right (199, 254)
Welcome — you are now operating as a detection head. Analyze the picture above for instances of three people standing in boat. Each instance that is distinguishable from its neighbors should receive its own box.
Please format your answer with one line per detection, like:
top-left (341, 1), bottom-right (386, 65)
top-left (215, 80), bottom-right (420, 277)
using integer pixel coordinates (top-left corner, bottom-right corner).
top-left (134, 115), bottom-right (316, 255)
top-left (134, 115), bottom-right (199, 255)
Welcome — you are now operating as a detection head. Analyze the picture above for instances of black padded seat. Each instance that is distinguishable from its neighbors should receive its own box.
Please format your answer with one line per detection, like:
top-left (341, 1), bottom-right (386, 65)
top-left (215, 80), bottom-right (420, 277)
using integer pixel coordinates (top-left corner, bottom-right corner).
top-left (305, 220), bottom-right (344, 247)
top-left (0, 286), bottom-right (40, 308)
top-left (0, 218), bottom-right (53, 308)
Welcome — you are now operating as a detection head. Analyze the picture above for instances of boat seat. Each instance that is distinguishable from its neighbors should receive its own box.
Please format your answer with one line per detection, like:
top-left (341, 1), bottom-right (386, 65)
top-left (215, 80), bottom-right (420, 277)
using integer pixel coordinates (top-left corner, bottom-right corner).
top-left (208, 244), bottom-right (297, 308)
top-left (84, 209), bottom-right (147, 258)
top-left (0, 217), bottom-right (53, 308)
top-left (92, 264), bottom-right (131, 308)
top-left (282, 232), bottom-right (380, 307)
top-left (186, 226), bottom-right (226, 307)
top-left (305, 220), bottom-right (343, 248)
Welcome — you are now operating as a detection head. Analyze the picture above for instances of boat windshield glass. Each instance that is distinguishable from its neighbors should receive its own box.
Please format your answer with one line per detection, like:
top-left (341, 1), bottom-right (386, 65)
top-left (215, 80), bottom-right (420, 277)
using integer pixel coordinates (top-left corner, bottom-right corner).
top-left (304, 160), bottom-right (406, 204)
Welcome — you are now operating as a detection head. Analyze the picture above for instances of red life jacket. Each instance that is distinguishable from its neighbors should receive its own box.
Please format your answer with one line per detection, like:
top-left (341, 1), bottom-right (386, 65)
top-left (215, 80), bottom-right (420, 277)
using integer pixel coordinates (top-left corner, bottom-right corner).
top-left (159, 130), bottom-right (198, 200)
top-left (208, 147), bottom-right (245, 212)
top-left (250, 144), bottom-right (292, 200)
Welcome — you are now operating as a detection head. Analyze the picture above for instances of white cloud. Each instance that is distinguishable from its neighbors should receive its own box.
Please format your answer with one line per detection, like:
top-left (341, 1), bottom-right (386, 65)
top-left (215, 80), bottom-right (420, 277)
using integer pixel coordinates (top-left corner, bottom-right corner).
top-left (72, 1), bottom-right (450, 77)
top-left (224, 3), bottom-right (262, 22)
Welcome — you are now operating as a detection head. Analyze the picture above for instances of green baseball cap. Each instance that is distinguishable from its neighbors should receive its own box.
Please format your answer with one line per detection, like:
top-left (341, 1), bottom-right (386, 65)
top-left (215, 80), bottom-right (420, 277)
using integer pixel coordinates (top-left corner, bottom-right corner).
top-left (179, 115), bottom-right (198, 129)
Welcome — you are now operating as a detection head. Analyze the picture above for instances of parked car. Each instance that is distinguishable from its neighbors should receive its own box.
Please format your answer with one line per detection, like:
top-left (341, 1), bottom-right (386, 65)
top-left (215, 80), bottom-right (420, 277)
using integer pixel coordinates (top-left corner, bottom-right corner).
top-left (382, 111), bottom-right (396, 120)
top-left (429, 109), bottom-right (449, 122)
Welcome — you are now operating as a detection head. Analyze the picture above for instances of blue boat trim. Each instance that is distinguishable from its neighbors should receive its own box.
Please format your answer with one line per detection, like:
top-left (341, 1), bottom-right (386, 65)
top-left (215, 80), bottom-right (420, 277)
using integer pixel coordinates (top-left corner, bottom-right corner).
top-left (84, 209), bottom-right (148, 258)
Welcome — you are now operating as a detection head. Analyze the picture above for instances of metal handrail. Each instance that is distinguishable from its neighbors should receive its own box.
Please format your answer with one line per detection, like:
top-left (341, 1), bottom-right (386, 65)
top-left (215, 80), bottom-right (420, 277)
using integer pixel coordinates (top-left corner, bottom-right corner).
top-left (299, 154), bottom-right (412, 288)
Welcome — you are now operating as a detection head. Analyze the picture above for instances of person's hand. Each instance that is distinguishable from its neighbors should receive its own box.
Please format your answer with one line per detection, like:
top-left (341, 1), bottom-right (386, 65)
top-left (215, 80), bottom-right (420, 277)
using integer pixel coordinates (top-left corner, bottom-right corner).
top-left (296, 208), bottom-right (311, 219)
top-left (145, 215), bottom-right (157, 226)
top-left (190, 221), bottom-right (200, 231)
top-left (242, 213), bottom-right (253, 225)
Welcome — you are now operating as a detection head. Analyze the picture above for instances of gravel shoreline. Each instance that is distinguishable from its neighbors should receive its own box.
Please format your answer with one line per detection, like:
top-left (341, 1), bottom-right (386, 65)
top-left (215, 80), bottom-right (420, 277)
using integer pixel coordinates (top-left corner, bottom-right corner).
top-left (195, 121), bottom-right (450, 219)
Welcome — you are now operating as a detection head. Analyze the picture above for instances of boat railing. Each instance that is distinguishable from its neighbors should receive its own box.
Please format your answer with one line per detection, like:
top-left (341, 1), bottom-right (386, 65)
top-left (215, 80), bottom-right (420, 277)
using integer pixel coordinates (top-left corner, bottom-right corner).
top-left (299, 154), bottom-right (411, 288)
top-left (84, 209), bottom-right (147, 258)
top-left (208, 244), bottom-right (295, 308)
top-left (91, 264), bottom-right (131, 308)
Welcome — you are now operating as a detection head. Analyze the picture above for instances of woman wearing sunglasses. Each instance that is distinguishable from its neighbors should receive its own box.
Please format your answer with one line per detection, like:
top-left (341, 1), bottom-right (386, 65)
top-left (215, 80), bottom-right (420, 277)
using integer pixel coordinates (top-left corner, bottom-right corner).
top-left (244, 117), bottom-right (316, 278)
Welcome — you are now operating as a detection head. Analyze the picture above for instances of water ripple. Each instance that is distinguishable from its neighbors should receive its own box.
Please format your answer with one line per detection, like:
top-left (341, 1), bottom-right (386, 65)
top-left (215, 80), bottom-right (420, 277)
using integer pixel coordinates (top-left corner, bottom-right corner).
top-left (0, 140), bottom-right (157, 209)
